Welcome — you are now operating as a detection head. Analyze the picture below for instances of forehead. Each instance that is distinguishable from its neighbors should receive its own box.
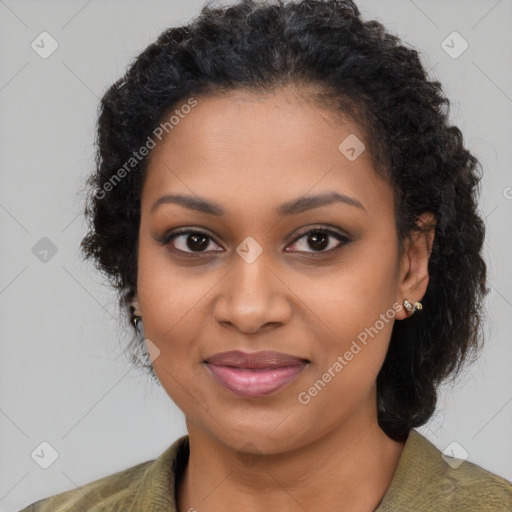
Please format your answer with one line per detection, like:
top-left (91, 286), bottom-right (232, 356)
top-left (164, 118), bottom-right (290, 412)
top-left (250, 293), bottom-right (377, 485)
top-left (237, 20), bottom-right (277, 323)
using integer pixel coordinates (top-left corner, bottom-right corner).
top-left (141, 88), bottom-right (392, 218)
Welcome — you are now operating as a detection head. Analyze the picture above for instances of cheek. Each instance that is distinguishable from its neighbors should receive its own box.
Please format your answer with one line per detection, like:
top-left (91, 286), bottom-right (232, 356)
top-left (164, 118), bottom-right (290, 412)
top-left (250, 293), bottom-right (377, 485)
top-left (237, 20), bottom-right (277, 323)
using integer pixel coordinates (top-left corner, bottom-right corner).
top-left (293, 297), bottom-right (395, 441)
top-left (135, 242), bottom-right (214, 373)
top-left (136, 255), bottom-right (211, 414)
top-left (293, 235), bottom-right (399, 334)
top-left (289, 237), bottom-right (399, 385)
top-left (137, 234), bottom-right (212, 324)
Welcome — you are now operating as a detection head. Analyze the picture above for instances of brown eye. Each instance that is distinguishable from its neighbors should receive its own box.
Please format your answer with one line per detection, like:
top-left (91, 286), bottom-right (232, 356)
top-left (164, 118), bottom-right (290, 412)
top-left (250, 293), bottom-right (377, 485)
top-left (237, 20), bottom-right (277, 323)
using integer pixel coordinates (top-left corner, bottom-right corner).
top-left (287, 228), bottom-right (349, 254)
top-left (160, 226), bottom-right (349, 257)
top-left (165, 230), bottom-right (222, 254)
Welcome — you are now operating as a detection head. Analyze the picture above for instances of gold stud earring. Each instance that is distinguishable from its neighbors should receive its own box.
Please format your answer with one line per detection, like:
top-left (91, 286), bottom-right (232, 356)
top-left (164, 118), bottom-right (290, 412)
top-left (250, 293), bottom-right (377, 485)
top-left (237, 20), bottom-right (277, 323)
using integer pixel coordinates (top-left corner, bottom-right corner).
top-left (403, 299), bottom-right (422, 315)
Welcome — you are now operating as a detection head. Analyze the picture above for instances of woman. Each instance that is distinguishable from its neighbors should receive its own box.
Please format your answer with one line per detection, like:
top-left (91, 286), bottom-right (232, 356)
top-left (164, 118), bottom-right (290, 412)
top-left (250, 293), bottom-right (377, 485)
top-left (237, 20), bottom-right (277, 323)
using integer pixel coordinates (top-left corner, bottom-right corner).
top-left (19, 0), bottom-right (512, 510)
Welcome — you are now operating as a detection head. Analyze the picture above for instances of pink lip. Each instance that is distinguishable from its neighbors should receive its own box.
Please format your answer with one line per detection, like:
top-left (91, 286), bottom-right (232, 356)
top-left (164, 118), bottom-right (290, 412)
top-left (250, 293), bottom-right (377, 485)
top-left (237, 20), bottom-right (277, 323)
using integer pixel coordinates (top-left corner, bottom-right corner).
top-left (205, 350), bottom-right (308, 368)
top-left (205, 363), bottom-right (307, 398)
top-left (204, 350), bottom-right (309, 398)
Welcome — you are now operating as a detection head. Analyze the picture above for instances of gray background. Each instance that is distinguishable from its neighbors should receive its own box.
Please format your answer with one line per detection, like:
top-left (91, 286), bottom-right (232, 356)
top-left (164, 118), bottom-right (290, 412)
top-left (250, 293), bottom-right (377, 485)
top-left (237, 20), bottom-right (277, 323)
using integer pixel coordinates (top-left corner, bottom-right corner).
top-left (1, 0), bottom-right (511, 510)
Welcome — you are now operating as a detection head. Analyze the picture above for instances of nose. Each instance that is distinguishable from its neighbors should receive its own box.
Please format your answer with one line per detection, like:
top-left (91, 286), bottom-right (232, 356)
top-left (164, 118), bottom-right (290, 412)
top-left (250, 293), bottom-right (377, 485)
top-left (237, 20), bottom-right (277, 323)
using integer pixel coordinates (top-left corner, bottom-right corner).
top-left (213, 249), bottom-right (293, 334)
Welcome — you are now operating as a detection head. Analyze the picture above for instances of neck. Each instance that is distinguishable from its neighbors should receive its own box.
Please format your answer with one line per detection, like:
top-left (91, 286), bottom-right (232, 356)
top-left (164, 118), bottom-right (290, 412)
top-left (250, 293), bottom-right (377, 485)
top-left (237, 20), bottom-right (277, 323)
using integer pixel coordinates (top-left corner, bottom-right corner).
top-left (176, 390), bottom-right (406, 512)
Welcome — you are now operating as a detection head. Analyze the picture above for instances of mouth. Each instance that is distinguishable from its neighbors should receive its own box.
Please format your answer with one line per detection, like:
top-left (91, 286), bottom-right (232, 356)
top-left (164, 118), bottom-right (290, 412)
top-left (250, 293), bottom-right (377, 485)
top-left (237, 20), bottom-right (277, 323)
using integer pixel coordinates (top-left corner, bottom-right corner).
top-left (203, 350), bottom-right (310, 398)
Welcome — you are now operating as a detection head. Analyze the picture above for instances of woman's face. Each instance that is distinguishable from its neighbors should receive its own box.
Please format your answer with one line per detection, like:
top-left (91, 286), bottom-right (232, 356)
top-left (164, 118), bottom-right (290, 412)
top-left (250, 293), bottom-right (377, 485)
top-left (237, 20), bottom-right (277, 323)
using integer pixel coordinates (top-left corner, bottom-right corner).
top-left (136, 87), bottom-right (428, 454)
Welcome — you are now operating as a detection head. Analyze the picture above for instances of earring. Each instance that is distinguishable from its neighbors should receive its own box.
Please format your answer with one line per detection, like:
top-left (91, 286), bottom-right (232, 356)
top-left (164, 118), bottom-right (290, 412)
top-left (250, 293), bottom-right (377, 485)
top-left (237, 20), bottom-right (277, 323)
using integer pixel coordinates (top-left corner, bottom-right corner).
top-left (133, 316), bottom-right (142, 329)
top-left (403, 299), bottom-right (422, 315)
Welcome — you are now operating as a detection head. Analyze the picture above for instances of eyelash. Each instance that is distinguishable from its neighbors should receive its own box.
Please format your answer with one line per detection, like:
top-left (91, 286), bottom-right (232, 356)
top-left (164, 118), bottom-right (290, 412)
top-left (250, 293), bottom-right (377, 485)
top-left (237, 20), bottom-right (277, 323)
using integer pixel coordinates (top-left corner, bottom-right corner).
top-left (160, 226), bottom-right (350, 257)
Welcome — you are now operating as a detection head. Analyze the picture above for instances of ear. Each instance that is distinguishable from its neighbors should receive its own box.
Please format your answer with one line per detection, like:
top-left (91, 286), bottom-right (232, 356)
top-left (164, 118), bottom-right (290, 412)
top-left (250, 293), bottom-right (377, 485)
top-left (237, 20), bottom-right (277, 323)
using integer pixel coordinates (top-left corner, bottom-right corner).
top-left (395, 212), bottom-right (436, 320)
top-left (130, 292), bottom-right (141, 317)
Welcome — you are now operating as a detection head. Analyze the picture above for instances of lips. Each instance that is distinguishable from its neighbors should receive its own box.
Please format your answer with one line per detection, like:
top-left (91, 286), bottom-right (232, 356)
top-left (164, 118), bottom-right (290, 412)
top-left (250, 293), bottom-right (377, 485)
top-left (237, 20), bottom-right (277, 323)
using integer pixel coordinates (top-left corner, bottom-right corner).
top-left (204, 350), bottom-right (309, 398)
top-left (204, 350), bottom-right (309, 368)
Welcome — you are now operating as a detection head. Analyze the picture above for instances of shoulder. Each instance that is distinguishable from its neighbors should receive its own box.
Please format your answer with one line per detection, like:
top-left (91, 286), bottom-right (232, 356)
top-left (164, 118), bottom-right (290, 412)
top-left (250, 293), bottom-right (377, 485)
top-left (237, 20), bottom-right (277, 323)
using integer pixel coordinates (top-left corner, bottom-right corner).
top-left (17, 458), bottom-right (154, 512)
top-left (438, 454), bottom-right (512, 510)
top-left (17, 435), bottom-right (189, 512)
top-left (378, 429), bottom-right (512, 512)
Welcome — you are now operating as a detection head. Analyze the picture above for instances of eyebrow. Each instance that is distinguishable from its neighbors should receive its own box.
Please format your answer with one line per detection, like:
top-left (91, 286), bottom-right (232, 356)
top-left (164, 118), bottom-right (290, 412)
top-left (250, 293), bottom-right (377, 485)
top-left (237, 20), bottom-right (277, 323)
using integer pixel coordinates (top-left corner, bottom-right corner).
top-left (150, 191), bottom-right (366, 216)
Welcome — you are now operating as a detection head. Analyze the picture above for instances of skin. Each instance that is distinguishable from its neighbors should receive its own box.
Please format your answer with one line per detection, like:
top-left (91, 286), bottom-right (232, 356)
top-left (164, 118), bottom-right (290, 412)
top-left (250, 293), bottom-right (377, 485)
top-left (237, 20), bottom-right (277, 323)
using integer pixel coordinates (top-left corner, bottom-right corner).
top-left (132, 85), bottom-right (435, 512)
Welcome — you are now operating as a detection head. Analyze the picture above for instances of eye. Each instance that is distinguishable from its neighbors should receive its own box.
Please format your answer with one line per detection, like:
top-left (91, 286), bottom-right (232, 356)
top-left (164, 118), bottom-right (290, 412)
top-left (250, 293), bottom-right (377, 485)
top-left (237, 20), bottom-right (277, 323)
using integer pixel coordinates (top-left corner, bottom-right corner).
top-left (163, 228), bottom-right (222, 254)
top-left (286, 226), bottom-right (350, 254)
top-left (161, 225), bottom-right (350, 256)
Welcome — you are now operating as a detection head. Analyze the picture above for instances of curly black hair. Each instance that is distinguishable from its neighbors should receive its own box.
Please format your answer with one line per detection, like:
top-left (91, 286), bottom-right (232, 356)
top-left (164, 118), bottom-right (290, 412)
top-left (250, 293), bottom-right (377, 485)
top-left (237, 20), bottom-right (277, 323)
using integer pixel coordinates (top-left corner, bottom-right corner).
top-left (79, 0), bottom-right (488, 442)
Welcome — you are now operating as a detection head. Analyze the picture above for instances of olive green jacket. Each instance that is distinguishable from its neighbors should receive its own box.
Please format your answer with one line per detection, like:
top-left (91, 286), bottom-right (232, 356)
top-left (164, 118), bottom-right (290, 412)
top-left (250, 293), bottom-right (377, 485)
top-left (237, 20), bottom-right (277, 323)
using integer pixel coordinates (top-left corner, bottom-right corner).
top-left (18, 429), bottom-right (512, 511)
